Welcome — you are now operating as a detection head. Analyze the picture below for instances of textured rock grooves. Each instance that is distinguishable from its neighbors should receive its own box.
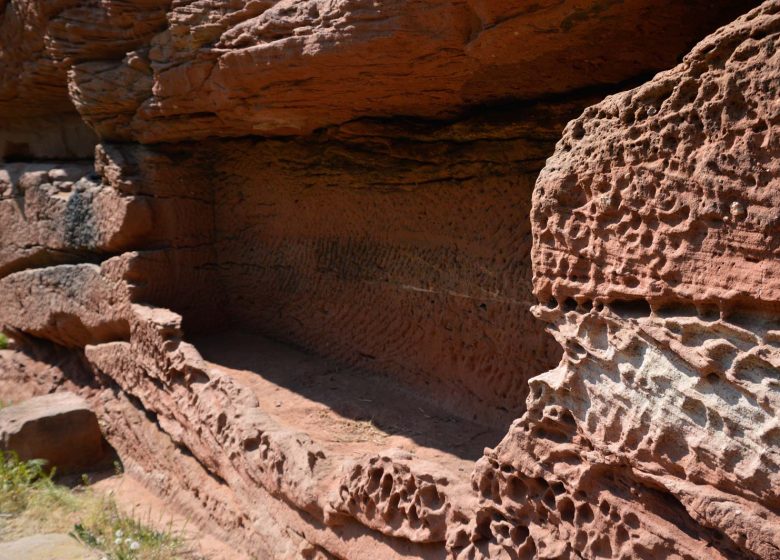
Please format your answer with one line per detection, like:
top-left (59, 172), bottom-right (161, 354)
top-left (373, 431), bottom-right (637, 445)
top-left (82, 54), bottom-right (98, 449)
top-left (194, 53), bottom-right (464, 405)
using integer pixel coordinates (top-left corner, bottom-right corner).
top-left (1, 1), bottom-right (778, 559)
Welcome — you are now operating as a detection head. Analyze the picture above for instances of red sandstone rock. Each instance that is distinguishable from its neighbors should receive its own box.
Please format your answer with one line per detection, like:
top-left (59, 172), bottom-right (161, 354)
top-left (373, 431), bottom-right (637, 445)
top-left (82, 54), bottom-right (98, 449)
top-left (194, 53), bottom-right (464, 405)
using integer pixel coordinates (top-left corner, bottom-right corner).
top-left (453, 2), bottom-right (780, 559)
top-left (0, 161), bottom-right (154, 277)
top-left (0, 392), bottom-right (109, 474)
top-left (0, 0), bottom-right (777, 559)
top-left (533, 1), bottom-right (780, 311)
top-left (0, 0), bottom-right (756, 143)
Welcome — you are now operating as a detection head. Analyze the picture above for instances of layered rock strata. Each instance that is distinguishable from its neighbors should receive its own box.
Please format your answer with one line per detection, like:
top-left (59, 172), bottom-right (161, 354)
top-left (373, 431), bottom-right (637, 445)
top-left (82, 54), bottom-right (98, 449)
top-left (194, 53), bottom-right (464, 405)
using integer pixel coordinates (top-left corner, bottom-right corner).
top-left (460, 3), bottom-right (780, 559)
top-left (0, 0), bottom-right (753, 142)
top-left (1, 0), bottom-right (778, 559)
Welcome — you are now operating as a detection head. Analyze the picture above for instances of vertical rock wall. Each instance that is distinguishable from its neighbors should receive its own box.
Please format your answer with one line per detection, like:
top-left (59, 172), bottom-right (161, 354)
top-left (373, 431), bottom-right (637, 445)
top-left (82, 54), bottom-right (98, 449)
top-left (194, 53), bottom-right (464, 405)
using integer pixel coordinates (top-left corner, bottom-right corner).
top-left (207, 108), bottom-right (575, 424)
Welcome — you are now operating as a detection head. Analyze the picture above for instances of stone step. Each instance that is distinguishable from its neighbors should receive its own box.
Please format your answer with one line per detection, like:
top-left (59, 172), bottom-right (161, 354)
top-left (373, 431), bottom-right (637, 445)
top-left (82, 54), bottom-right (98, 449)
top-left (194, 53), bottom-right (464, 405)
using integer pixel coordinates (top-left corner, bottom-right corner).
top-left (0, 533), bottom-right (99, 560)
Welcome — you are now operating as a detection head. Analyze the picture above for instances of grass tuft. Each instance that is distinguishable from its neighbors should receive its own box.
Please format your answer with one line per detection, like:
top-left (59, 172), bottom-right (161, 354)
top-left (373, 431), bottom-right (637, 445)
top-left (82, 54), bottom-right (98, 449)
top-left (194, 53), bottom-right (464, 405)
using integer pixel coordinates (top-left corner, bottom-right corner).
top-left (0, 333), bottom-right (8, 350)
top-left (71, 498), bottom-right (192, 560)
top-left (0, 451), bottom-right (200, 559)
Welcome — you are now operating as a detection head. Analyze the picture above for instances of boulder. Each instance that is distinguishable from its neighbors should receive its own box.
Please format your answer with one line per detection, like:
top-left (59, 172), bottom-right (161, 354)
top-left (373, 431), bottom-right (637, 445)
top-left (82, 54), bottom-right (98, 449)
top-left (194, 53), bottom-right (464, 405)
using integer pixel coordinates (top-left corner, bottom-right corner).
top-left (0, 392), bottom-right (108, 474)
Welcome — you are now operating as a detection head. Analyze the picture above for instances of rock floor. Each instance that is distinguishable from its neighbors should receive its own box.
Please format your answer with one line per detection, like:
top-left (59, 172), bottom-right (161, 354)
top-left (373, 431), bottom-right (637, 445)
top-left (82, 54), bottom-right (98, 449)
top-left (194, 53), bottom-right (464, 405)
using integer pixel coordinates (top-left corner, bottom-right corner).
top-left (193, 331), bottom-right (504, 467)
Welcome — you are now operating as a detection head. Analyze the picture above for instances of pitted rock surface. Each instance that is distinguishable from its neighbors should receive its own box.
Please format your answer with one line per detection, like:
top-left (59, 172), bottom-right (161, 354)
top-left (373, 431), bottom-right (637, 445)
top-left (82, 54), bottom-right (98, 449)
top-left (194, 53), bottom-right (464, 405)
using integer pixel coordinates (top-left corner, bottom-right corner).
top-left (0, 0), bottom-right (777, 559)
top-left (452, 2), bottom-right (780, 559)
top-left (533, 1), bottom-right (780, 311)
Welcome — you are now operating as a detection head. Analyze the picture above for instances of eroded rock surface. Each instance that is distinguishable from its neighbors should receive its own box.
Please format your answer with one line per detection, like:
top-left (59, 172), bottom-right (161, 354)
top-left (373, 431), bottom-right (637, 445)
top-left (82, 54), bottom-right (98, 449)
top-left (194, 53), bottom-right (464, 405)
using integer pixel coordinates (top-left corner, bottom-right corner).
top-left (456, 3), bottom-right (780, 559)
top-left (0, 0), bottom-right (777, 558)
top-left (533, 1), bottom-right (780, 310)
top-left (0, 0), bottom-right (754, 143)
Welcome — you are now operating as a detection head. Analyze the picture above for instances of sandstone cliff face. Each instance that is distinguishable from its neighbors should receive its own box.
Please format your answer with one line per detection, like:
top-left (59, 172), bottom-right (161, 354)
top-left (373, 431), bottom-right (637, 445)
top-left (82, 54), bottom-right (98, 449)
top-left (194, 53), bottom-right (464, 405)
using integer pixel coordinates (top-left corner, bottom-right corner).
top-left (0, 0), bottom-right (753, 145)
top-left (465, 4), bottom-right (780, 559)
top-left (0, 0), bottom-right (777, 559)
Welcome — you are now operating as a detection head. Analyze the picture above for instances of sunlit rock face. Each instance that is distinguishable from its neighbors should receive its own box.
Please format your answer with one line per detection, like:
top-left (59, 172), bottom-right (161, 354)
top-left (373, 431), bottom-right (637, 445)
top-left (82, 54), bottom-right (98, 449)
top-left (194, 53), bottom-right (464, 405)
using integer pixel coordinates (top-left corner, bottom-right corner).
top-left (458, 3), bottom-right (780, 559)
top-left (0, 0), bottom-right (777, 558)
top-left (0, 0), bottom-right (753, 142)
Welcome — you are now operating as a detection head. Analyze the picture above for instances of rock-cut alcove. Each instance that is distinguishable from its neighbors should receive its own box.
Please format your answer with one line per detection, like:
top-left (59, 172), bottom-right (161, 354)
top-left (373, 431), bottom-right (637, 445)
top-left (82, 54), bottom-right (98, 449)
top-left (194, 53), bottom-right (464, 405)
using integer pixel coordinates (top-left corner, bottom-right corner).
top-left (89, 102), bottom-right (578, 475)
top-left (191, 104), bottom-right (579, 430)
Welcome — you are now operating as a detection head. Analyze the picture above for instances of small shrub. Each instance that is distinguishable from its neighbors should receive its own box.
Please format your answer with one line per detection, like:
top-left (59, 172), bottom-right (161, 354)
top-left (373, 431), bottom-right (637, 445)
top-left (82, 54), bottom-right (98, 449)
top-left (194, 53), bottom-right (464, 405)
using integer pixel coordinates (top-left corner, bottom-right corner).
top-left (0, 450), bottom-right (55, 514)
top-left (0, 333), bottom-right (8, 350)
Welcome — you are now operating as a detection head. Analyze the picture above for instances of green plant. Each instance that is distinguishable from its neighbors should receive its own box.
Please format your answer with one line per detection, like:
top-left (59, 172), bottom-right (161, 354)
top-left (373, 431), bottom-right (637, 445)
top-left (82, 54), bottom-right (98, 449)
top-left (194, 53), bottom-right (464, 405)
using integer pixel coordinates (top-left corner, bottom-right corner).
top-left (0, 333), bottom-right (8, 350)
top-left (0, 450), bottom-right (54, 514)
top-left (71, 497), bottom-right (194, 560)
top-left (0, 451), bottom-right (199, 559)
